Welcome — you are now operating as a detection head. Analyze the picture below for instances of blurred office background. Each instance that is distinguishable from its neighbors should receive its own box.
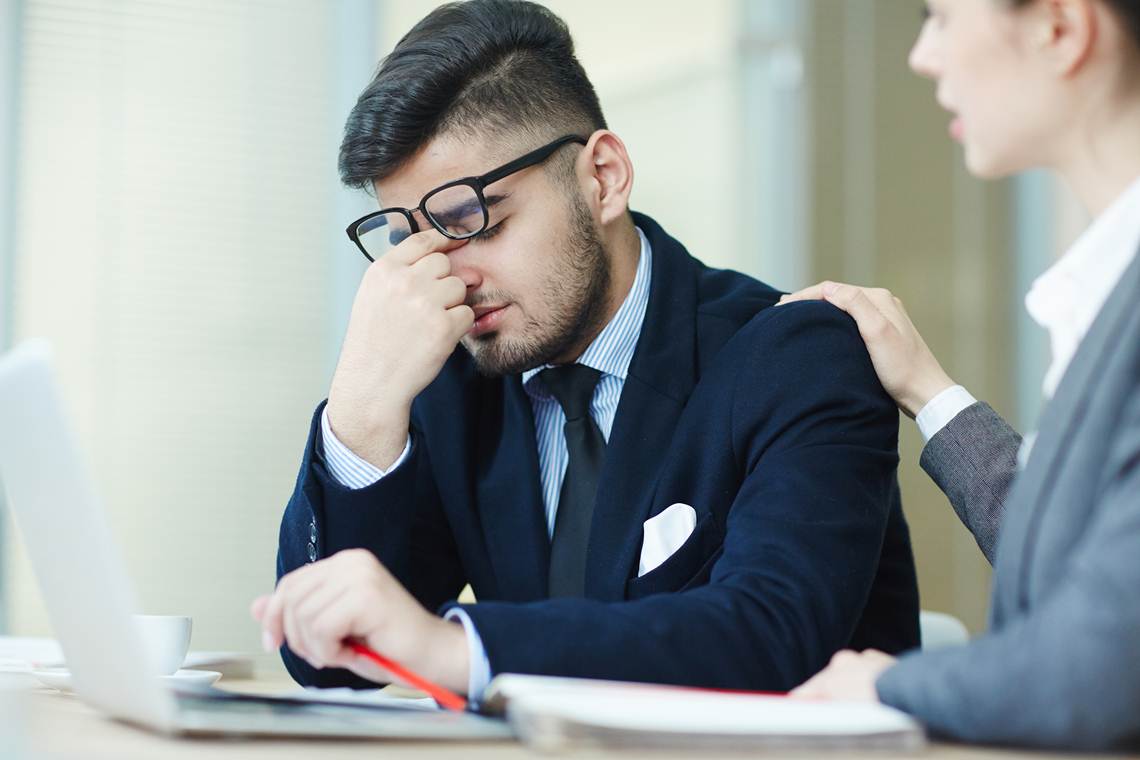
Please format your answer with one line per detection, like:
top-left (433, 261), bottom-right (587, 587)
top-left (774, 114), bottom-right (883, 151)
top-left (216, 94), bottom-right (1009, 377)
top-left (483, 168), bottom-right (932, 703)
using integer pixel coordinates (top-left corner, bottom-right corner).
top-left (0, 0), bottom-right (1087, 667)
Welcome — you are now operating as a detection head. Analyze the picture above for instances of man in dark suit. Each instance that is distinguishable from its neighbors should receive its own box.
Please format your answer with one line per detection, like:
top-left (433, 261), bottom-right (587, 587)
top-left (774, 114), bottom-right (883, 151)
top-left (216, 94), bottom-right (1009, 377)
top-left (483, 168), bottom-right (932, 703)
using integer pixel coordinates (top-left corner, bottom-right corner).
top-left (253, 0), bottom-right (919, 699)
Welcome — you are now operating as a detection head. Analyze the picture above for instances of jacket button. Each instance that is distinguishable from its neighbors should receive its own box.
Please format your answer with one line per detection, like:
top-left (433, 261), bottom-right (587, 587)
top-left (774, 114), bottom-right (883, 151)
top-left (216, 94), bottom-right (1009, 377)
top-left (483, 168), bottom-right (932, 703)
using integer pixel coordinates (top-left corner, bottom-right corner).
top-left (307, 542), bottom-right (317, 562)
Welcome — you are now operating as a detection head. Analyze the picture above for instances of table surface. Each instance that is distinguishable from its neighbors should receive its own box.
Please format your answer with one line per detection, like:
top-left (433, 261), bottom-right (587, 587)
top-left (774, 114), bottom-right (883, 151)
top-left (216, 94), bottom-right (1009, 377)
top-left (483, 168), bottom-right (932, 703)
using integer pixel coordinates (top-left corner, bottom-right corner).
top-left (12, 672), bottom-right (1135, 760)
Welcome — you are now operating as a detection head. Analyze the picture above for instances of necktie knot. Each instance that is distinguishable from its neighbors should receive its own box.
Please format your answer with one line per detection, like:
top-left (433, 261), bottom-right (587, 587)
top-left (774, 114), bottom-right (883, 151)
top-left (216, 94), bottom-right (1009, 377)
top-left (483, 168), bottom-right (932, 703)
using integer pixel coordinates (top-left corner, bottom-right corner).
top-left (538, 365), bottom-right (602, 422)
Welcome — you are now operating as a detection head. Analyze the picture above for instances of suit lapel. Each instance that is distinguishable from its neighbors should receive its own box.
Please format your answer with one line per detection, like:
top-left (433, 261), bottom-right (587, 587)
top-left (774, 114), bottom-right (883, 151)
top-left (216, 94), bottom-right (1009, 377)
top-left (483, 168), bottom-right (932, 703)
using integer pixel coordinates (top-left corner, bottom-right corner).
top-left (995, 249), bottom-right (1140, 613)
top-left (475, 375), bottom-right (551, 601)
top-left (585, 215), bottom-right (701, 600)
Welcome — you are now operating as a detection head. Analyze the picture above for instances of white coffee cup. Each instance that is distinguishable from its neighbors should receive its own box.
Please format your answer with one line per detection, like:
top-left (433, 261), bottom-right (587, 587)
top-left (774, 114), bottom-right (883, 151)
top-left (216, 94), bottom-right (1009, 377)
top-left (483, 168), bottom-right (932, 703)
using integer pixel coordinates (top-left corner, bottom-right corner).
top-left (133, 615), bottom-right (192, 676)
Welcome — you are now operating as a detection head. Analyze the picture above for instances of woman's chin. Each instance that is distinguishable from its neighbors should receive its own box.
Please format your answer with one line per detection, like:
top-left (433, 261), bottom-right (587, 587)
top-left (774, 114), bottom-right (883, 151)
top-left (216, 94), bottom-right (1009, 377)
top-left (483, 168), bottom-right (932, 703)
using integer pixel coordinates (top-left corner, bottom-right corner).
top-left (962, 145), bottom-right (1019, 180)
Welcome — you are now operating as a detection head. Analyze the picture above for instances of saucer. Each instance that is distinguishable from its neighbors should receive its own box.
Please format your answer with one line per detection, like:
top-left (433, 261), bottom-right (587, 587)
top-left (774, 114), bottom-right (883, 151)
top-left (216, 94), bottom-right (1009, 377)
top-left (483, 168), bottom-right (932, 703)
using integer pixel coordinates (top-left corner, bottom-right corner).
top-left (32, 667), bottom-right (221, 693)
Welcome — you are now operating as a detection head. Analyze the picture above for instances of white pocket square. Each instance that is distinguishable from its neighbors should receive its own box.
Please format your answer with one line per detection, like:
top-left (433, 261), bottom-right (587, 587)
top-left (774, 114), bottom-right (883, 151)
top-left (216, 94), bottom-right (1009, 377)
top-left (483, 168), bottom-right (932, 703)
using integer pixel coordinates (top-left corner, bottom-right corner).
top-left (637, 503), bottom-right (697, 577)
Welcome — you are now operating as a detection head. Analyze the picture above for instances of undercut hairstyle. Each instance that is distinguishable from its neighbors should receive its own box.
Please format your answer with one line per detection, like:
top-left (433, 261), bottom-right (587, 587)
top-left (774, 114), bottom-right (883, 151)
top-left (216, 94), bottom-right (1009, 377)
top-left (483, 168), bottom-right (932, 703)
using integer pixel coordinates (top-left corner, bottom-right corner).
top-left (338, 0), bottom-right (607, 192)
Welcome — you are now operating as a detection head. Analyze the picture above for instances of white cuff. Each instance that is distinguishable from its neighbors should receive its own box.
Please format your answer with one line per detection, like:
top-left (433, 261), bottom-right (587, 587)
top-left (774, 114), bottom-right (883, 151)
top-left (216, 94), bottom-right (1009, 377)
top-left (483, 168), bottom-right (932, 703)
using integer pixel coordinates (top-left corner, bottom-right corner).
top-left (443, 608), bottom-right (493, 701)
top-left (319, 407), bottom-right (411, 489)
top-left (915, 385), bottom-right (977, 443)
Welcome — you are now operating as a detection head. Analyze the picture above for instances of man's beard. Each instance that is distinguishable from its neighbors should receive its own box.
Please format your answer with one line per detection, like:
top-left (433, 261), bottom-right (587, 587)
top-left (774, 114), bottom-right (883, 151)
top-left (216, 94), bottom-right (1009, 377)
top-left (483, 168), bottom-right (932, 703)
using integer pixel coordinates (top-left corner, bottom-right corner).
top-left (460, 196), bottom-right (611, 377)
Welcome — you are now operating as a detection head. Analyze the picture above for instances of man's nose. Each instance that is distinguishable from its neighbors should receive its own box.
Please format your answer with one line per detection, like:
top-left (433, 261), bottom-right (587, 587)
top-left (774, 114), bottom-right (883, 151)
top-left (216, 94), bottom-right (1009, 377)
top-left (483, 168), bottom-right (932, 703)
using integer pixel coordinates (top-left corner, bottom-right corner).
top-left (444, 246), bottom-right (483, 291)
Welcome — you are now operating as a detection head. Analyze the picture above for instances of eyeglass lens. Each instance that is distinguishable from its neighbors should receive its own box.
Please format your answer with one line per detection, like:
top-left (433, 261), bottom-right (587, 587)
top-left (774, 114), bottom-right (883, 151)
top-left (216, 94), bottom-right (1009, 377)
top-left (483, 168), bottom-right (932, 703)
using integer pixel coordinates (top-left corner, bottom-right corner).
top-left (353, 183), bottom-right (487, 260)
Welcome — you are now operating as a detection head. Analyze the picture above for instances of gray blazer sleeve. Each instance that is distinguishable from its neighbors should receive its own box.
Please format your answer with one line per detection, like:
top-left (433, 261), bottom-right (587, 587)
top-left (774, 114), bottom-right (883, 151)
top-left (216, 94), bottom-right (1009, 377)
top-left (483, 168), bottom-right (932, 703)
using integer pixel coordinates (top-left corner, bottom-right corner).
top-left (877, 388), bottom-right (1140, 750)
top-left (919, 401), bottom-right (1021, 564)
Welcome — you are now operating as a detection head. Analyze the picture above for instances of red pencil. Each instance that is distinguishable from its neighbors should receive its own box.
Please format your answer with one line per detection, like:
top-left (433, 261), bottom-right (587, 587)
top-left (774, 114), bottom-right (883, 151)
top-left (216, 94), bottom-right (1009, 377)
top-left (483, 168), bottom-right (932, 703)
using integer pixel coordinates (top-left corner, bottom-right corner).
top-left (348, 642), bottom-right (468, 712)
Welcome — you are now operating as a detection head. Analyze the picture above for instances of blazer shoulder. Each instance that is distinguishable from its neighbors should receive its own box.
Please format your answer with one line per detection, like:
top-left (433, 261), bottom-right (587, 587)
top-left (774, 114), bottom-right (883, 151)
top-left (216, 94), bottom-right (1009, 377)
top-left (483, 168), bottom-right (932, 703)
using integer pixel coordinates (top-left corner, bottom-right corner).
top-left (719, 299), bottom-right (896, 429)
top-left (732, 298), bottom-right (867, 357)
top-left (690, 266), bottom-right (783, 368)
top-left (706, 298), bottom-right (892, 420)
top-left (694, 264), bottom-right (782, 328)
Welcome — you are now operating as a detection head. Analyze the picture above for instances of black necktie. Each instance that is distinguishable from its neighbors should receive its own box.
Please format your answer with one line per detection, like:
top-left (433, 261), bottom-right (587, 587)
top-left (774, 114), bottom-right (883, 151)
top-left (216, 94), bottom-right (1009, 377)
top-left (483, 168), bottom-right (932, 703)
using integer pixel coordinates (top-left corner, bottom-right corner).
top-left (540, 364), bottom-right (606, 598)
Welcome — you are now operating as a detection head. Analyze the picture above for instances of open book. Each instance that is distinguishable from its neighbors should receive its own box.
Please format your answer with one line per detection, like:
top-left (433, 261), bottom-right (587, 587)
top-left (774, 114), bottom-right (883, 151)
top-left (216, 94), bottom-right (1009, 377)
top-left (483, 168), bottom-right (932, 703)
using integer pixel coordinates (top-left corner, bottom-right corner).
top-left (482, 674), bottom-right (925, 752)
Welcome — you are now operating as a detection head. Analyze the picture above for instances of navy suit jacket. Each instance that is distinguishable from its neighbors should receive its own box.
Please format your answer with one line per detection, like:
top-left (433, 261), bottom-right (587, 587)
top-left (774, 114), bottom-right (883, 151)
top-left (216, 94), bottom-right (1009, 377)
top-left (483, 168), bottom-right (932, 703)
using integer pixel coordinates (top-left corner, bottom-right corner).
top-left (278, 212), bottom-right (919, 691)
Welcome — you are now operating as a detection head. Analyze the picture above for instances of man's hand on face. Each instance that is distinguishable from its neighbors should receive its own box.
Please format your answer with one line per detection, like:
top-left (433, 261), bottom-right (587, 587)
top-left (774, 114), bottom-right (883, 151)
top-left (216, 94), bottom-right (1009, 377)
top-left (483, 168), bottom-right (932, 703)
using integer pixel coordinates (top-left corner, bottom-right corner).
top-left (326, 229), bottom-right (474, 469)
top-left (251, 549), bottom-right (470, 693)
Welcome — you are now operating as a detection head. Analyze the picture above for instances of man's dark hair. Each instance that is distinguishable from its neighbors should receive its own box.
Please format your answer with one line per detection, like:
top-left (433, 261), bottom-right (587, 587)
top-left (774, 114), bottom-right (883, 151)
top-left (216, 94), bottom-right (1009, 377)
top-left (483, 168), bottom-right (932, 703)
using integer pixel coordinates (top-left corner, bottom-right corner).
top-left (339, 0), bottom-right (607, 192)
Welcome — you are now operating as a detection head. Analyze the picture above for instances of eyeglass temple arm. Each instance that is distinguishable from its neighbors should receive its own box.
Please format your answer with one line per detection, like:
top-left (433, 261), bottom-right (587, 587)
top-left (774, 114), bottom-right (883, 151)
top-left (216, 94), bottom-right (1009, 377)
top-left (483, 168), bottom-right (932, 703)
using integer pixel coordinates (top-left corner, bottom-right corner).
top-left (478, 134), bottom-right (588, 187)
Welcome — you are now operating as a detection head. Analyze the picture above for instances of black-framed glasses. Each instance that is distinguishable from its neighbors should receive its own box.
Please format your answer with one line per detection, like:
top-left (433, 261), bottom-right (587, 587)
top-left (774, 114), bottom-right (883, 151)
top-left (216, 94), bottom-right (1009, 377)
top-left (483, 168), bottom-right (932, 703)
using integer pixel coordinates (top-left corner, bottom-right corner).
top-left (346, 134), bottom-right (589, 262)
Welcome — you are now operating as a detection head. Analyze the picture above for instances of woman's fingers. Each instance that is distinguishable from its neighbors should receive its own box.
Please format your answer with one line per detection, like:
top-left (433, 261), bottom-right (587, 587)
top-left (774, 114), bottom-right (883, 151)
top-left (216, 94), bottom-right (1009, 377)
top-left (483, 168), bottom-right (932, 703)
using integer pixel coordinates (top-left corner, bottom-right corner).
top-left (778, 282), bottom-right (834, 304)
top-left (819, 283), bottom-right (895, 343)
top-left (788, 649), bottom-right (896, 702)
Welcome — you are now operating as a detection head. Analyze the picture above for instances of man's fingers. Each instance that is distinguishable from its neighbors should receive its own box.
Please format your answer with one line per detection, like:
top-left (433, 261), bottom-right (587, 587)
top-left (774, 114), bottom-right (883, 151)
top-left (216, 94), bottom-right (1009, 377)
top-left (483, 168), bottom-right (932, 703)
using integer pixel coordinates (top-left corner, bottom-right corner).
top-left (411, 251), bottom-right (452, 281)
top-left (447, 304), bottom-right (476, 337)
top-left (259, 591), bottom-right (288, 651)
top-left (304, 592), bottom-right (373, 671)
top-left (250, 595), bottom-right (270, 622)
top-left (382, 228), bottom-right (468, 266)
top-left (433, 276), bottom-right (468, 309)
top-left (259, 566), bottom-right (324, 651)
top-left (251, 594), bottom-right (276, 652)
top-left (294, 582), bottom-right (351, 626)
top-left (277, 567), bottom-right (341, 664)
top-left (293, 584), bottom-right (354, 668)
top-left (282, 597), bottom-right (314, 664)
top-left (272, 570), bottom-right (323, 658)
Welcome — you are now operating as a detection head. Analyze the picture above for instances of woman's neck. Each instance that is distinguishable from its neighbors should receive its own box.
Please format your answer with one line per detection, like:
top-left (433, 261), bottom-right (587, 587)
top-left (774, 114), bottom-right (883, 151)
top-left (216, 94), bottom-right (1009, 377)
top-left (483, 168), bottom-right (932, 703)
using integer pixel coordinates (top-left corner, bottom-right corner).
top-left (1055, 74), bottom-right (1140, 216)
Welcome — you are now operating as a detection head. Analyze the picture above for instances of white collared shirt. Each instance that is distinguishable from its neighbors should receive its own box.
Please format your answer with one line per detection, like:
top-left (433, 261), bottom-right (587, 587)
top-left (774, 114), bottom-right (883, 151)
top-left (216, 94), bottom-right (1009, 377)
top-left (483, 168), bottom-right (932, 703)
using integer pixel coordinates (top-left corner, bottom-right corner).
top-left (917, 174), bottom-right (1140, 442)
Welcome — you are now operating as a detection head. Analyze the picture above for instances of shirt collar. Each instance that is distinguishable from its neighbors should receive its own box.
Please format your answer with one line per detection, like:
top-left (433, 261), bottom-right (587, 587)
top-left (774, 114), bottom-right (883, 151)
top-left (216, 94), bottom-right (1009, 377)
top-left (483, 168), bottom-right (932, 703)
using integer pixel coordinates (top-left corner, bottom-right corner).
top-left (522, 226), bottom-right (652, 393)
top-left (1025, 173), bottom-right (1140, 395)
top-left (1026, 174), bottom-right (1140, 329)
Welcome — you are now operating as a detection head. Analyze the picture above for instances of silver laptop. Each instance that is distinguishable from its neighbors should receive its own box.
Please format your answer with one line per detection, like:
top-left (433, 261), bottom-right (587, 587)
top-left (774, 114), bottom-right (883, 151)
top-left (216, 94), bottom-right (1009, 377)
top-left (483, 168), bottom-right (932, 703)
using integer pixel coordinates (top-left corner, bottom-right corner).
top-left (0, 339), bottom-right (510, 740)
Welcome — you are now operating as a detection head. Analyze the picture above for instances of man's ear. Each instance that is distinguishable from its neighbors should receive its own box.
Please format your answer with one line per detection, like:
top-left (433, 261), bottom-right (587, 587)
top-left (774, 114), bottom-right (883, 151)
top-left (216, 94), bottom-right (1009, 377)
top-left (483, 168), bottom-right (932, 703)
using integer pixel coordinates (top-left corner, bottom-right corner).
top-left (1037, 0), bottom-right (1098, 75)
top-left (578, 130), bottom-right (634, 225)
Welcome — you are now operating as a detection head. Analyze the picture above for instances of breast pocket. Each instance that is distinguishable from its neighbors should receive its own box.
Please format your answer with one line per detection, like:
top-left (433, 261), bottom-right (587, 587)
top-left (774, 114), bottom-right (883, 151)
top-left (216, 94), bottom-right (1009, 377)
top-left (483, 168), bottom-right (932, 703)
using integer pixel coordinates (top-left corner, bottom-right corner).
top-left (625, 512), bottom-right (724, 600)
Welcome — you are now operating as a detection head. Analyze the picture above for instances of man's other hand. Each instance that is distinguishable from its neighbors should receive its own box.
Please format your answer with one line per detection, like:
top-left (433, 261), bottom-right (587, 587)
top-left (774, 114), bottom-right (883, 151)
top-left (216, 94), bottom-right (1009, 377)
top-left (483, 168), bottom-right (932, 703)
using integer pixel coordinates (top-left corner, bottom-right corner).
top-left (251, 548), bottom-right (470, 693)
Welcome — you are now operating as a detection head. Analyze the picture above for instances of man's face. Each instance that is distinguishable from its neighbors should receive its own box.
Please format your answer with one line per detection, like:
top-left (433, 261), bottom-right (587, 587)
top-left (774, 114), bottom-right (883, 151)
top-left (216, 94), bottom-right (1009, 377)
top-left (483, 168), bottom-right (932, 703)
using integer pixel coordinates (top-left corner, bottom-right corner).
top-left (373, 133), bottom-right (611, 376)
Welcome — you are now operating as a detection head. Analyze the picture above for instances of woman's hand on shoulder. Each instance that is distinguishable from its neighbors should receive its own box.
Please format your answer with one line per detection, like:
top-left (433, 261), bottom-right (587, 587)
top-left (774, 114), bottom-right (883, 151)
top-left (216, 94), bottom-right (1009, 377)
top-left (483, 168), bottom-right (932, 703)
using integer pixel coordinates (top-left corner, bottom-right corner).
top-left (779, 282), bottom-right (955, 418)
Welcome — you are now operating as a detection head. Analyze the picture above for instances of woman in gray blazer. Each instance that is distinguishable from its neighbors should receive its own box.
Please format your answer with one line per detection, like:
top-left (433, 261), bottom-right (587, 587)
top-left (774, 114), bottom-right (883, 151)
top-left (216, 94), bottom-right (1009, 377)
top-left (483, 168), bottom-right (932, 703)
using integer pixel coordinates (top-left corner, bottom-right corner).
top-left (784, 0), bottom-right (1140, 750)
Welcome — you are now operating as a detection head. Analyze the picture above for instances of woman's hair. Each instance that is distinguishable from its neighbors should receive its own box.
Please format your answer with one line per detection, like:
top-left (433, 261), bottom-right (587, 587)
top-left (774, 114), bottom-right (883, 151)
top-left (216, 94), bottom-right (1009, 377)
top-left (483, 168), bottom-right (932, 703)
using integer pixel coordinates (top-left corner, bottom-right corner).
top-left (1010, 0), bottom-right (1140, 49)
